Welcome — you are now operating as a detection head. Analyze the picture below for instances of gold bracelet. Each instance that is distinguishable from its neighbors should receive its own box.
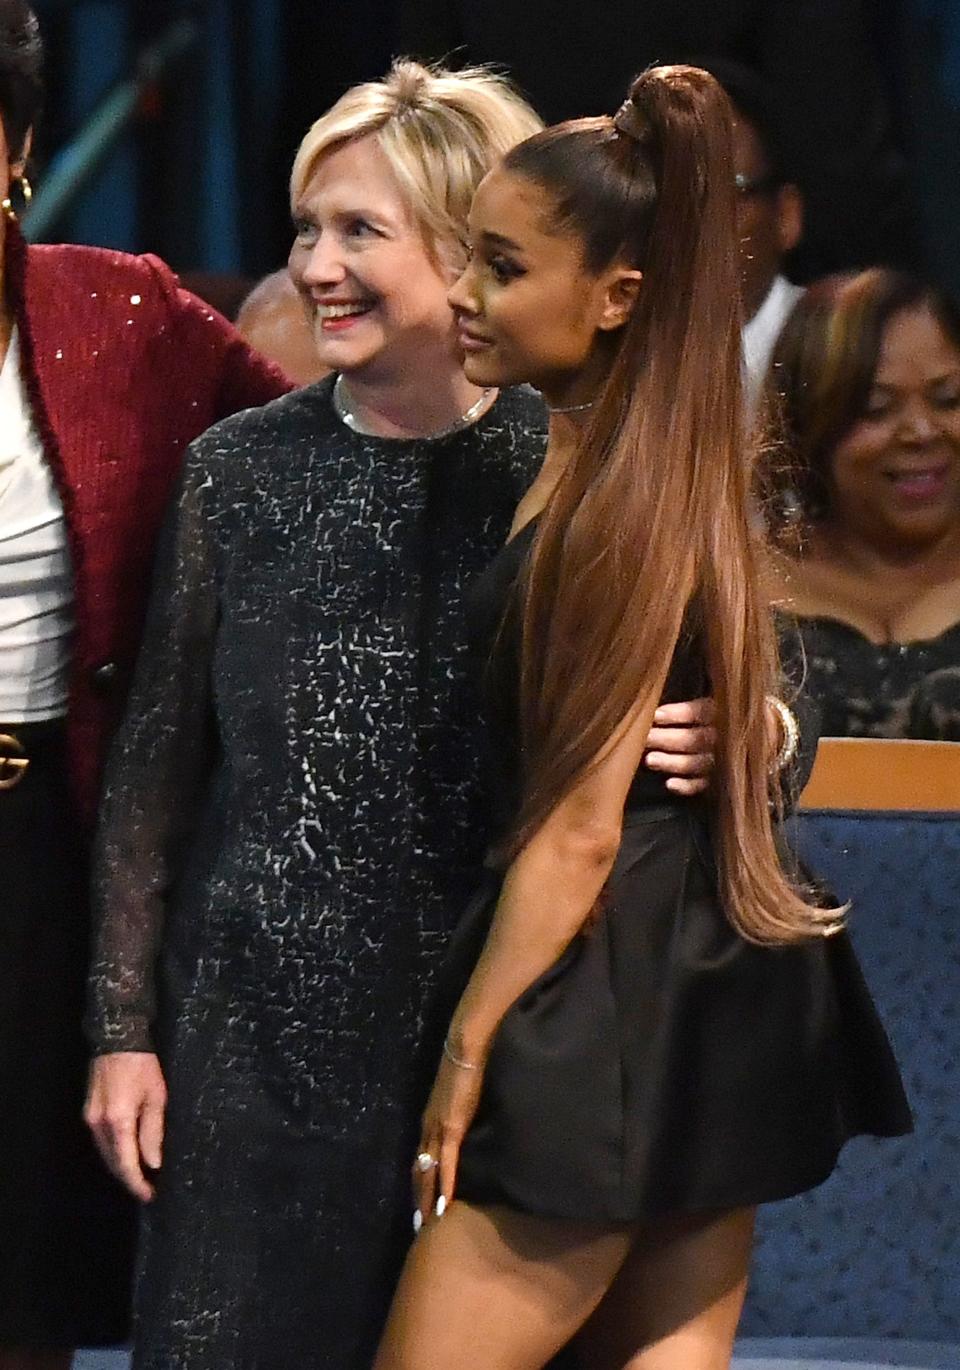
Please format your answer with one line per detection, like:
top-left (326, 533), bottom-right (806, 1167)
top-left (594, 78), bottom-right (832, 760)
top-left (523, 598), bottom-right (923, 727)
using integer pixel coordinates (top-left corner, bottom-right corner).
top-left (443, 1035), bottom-right (481, 1071)
top-left (767, 695), bottom-right (800, 772)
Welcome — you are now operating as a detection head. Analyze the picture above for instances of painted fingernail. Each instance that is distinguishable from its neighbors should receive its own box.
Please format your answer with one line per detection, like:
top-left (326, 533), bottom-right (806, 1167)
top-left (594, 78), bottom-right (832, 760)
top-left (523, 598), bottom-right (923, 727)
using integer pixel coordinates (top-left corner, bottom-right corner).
top-left (412, 1208), bottom-right (423, 1235)
top-left (435, 1195), bottom-right (447, 1218)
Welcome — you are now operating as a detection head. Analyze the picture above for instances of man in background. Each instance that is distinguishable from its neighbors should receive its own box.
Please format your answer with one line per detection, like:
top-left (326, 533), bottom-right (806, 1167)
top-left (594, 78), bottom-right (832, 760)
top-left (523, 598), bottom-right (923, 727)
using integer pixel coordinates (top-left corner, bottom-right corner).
top-left (706, 60), bottom-right (806, 412)
top-left (235, 269), bottom-right (328, 387)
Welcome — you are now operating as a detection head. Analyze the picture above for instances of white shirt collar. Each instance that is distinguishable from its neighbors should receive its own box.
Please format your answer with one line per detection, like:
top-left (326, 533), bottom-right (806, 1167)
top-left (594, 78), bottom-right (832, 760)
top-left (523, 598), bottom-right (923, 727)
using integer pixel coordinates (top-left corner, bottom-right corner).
top-left (742, 275), bottom-right (805, 415)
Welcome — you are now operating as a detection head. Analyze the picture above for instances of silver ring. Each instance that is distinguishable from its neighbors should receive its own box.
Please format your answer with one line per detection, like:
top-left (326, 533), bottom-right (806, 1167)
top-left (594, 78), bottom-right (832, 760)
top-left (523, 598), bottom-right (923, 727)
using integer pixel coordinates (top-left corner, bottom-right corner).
top-left (416, 1151), bottom-right (438, 1173)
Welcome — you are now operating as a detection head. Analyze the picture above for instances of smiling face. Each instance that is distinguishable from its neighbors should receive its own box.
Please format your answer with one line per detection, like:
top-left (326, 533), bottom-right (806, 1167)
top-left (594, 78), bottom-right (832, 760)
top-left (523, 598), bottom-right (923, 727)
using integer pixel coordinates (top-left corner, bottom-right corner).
top-left (287, 135), bottom-right (461, 384)
top-left (448, 166), bottom-right (641, 406)
top-left (828, 304), bottom-right (960, 548)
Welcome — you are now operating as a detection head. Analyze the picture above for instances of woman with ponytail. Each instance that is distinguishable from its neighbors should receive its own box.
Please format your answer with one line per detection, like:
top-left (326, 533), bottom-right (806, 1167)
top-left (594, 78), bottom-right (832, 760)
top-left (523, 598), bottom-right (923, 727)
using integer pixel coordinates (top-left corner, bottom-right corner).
top-left (375, 66), bottom-right (910, 1370)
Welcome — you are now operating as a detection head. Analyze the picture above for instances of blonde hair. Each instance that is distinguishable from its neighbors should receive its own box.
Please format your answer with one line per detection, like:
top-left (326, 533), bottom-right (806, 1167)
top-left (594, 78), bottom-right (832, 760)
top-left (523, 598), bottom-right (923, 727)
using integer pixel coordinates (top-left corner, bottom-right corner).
top-left (289, 59), bottom-right (543, 267)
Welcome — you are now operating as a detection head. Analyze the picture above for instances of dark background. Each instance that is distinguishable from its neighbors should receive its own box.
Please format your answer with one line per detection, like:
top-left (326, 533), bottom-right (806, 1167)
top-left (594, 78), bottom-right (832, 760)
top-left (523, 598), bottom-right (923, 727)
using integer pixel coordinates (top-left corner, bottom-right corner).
top-left (25, 1), bottom-right (960, 303)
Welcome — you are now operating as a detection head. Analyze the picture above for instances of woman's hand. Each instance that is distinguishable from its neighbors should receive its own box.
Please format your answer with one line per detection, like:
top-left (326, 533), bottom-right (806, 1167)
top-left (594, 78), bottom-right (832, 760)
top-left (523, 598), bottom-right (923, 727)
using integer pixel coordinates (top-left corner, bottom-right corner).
top-left (84, 1051), bottom-right (167, 1203)
top-left (643, 696), bottom-right (717, 794)
top-left (413, 1049), bottom-right (485, 1228)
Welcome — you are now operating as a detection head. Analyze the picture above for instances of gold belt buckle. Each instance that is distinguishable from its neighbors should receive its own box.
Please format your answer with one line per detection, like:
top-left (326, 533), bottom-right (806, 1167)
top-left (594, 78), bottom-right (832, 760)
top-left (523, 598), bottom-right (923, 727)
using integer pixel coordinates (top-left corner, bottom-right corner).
top-left (0, 732), bottom-right (29, 790)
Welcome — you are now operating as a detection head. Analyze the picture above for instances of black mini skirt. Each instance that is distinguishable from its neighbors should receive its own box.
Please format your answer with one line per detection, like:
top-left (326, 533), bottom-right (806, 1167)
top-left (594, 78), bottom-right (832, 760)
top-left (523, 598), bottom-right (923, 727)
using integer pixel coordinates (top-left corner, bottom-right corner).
top-left (435, 806), bottom-right (910, 1223)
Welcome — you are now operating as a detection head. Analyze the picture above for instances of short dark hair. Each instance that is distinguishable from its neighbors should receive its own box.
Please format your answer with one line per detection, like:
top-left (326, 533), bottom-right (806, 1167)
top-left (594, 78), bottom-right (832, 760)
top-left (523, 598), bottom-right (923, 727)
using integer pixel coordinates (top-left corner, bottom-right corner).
top-left (0, 0), bottom-right (42, 161)
top-left (684, 56), bottom-right (793, 186)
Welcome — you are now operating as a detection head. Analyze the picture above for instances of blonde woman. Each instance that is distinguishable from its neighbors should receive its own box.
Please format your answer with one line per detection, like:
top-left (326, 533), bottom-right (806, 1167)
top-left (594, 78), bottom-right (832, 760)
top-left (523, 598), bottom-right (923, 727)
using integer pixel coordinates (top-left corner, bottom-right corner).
top-left (85, 61), bottom-right (716, 1370)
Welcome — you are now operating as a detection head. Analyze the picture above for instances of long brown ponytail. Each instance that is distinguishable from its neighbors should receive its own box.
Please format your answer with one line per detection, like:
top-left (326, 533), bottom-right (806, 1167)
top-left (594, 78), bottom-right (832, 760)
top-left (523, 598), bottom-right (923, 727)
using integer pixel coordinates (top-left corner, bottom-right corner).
top-left (504, 66), bottom-right (839, 943)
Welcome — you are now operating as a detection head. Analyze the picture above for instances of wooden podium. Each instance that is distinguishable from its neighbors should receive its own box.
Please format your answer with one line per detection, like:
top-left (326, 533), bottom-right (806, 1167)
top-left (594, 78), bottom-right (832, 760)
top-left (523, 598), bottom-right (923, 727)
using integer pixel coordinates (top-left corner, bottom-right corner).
top-left (799, 737), bottom-right (960, 811)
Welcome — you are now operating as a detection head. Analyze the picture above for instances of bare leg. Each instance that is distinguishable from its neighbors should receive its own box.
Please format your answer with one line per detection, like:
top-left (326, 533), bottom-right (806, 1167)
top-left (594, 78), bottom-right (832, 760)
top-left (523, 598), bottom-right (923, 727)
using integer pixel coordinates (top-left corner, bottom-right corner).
top-left (374, 1201), bottom-right (635, 1370)
top-left (0, 1350), bottom-right (73, 1370)
top-left (574, 1207), bottom-right (756, 1370)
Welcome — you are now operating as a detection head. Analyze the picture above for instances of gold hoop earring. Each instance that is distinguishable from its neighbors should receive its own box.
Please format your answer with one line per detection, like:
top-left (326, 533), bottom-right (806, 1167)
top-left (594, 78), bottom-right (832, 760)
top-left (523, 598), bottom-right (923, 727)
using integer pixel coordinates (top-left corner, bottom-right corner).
top-left (2, 175), bottom-right (33, 221)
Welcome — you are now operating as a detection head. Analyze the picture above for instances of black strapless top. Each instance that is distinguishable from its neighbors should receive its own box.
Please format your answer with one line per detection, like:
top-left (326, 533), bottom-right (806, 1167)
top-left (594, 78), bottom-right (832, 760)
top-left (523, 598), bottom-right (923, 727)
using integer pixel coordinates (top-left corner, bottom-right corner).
top-left (777, 611), bottom-right (960, 741)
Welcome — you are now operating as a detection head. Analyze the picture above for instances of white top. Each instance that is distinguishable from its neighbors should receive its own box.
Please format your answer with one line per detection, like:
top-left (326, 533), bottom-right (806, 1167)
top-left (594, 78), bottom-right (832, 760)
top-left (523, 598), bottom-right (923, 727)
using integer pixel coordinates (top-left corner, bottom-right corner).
top-left (0, 327), bottom-right (74, 720)
top-left (742, 274), bottom-right (805, 417)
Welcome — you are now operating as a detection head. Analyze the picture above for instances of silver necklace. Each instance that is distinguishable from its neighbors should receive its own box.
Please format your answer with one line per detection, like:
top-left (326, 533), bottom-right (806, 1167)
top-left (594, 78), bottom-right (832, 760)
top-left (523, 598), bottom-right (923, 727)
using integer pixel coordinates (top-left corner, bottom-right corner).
top-left (332, 374), bottom-right (493, 438)
top-left (548, 398), bottom-right (595, 415)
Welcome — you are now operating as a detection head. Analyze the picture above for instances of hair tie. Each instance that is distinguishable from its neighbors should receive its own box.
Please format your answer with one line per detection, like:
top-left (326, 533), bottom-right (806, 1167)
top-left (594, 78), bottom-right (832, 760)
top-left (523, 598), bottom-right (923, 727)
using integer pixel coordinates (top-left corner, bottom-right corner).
top-left (613, 98), bottom-right (652, 144)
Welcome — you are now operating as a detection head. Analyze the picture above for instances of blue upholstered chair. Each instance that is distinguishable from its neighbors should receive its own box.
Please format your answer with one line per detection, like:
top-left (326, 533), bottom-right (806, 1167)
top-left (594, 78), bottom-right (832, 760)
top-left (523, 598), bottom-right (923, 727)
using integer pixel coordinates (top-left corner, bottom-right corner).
top-left (734, 1338), bottom-right (960, 1368)
top-left (734, 803), bottom-right (960, 1369)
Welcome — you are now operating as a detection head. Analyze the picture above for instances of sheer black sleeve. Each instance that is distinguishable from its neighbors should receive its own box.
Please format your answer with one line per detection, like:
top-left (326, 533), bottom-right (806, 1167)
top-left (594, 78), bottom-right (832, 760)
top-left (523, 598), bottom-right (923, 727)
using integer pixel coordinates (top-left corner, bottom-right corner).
top-left (85, 441), bottom-right (221, 1055)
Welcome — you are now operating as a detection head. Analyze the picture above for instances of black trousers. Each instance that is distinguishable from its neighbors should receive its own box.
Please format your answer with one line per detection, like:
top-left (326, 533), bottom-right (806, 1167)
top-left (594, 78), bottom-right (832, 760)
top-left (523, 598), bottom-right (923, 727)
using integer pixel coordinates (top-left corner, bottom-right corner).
top-left (0, 721), bottom-right (136, 1348)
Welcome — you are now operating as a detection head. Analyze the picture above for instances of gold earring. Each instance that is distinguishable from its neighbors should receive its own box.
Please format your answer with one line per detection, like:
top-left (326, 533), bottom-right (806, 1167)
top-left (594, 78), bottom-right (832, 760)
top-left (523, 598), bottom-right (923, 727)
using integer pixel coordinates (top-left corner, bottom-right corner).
top-left (2, 174), bottom-right (33, 221)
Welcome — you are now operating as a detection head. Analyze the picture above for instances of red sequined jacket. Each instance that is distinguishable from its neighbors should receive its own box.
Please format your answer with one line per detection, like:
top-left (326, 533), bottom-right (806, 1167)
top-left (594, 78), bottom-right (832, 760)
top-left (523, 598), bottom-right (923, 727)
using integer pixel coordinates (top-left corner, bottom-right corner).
top-left (4, 224), bottom-right (292, 824)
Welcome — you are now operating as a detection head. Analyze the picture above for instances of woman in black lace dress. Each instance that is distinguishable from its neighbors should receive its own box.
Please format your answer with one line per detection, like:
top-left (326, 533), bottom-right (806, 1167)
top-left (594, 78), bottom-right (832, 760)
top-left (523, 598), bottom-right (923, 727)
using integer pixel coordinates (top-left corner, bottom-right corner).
top-left (764, 269), bottom-right (960, 739)
top-left (84, 63), bottom-right (716, 1370)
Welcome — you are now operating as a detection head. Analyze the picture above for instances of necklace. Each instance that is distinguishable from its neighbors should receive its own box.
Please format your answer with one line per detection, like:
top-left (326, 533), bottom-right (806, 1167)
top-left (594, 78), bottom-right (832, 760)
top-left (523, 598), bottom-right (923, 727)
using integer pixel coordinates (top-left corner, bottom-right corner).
top-left (548, 398), bottom-right (595, 415)
top-left (332, 374), bottom-right (494, 438)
